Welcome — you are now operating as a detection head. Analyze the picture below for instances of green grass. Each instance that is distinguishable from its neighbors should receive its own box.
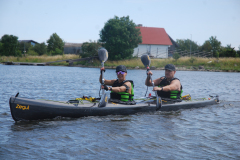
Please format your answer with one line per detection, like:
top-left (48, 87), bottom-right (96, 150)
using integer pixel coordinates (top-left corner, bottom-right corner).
top-left (102, 57), bottom-right (240, 71)
top-left (0, 54), bottom-right (79, 63)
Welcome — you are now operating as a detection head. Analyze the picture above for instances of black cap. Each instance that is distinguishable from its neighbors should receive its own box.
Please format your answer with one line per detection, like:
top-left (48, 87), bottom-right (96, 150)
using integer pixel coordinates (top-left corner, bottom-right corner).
top-left (116, 65), bottom-right (127, 72)
top-left (165, 64), bottom-right (176, 71)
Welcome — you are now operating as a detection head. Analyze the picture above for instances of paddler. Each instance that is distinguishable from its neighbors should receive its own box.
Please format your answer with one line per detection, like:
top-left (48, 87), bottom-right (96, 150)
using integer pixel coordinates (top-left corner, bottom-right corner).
top-left (99, 65), bottom-right (135, 104)
top-left (145, 64), bottom-right (183, 100)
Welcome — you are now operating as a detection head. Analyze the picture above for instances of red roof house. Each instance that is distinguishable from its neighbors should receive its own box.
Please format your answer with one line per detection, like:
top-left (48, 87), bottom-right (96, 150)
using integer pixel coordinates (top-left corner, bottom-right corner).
top-left (137, 27), bottom-right (172, 45)
top-left (133, 26), bottom-right (173, 58)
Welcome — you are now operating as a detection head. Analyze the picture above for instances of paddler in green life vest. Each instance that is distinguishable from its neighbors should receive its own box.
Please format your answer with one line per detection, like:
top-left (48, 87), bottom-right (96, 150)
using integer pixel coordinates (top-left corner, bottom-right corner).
top-left (99, 65), bottom-right (135, 104)
top-left (145, 64), bottom-right (183, 101)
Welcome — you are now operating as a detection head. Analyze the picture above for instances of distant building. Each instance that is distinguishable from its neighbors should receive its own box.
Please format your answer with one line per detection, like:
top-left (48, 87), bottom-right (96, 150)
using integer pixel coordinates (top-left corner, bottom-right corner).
top-left (168, 35), bottom-right (179, 57)
top-left (64, 43), bottom-right (82, 54)
top-left (133, 26), bottom-right (178, 58)
top-left (18, 40), bottom-right (39, 46)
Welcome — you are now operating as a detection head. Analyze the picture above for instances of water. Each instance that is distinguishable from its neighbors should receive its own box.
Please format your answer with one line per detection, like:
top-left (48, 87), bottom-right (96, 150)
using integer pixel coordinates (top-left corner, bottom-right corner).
top-left (0, 64), bottom-right (240, 159)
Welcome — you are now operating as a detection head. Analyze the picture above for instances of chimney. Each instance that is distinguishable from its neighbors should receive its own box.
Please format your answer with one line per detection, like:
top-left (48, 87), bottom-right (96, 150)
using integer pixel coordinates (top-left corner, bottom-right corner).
top-left (137, 24), bottom-right (142, 27)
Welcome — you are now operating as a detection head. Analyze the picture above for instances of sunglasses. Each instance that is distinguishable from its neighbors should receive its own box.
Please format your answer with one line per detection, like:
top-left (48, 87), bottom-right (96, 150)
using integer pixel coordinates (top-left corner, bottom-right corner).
top-left (117, 71), bottom-right (125, 75)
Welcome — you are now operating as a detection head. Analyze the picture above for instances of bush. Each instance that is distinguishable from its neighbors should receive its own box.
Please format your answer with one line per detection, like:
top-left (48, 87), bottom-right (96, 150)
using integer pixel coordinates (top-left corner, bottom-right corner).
top-left (33, 42), bottom-right (47, 55)
top-left (236, 51), bottom-right (239, 57)
top-left (80, 41), bottom-right (101, 58)
top-left (52, 48), bottom-right (63, 55)
top-left (15, 50), bottom-right (22, 57)
top-left (189, 57), bottom-right (196, 64)
top-left (173, 52), bottom-right (180, 61)
top-left (27, 49), bottom-right (39, 56)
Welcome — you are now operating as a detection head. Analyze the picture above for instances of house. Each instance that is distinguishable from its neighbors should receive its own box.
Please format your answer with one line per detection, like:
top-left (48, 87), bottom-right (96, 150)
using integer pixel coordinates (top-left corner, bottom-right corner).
top-left (133, 26), bottom-right (174, 58)
top-left (18, 40), bottom-right (39, 46)
top-left (168, 35), bottom-right (179, 57)
top-left (64, 43), bottom-right (82, 54)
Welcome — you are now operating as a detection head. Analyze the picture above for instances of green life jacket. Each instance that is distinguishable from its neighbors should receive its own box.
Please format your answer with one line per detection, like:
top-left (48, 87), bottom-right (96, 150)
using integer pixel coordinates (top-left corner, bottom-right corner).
top-left (110, 80), bottom-right (134, 102)
top-left (157, 77), bottom-right (183, 99)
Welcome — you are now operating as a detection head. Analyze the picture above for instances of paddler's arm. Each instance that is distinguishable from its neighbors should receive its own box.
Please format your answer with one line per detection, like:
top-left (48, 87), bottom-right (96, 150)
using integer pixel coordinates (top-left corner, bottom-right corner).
top-left (99, 67), bottom-right (115, 85)
top-left (99, 74), bottom-right (115, 85)
top-left (153, 79), bottom-right (181, 91)
top-left (145, 71), bottom-right (161, 86)
top-left (108, 82), bottom-right (131, 94)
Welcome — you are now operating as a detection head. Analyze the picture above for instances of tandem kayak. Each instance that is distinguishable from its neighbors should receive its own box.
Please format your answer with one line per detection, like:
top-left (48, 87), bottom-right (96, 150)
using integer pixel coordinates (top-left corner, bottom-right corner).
top-left (9, 95), bottom-right (219, 121)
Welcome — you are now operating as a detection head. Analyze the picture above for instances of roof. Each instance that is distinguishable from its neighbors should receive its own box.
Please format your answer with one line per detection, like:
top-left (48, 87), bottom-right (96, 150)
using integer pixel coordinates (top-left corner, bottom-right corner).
top-left (136, 27), bottom-right (172, 45)
top-left (168, 35), bottom-right (179, 47)
top-left (64, 43), bottom-right (83, 47)
top-left (18, 40), bottom-right (39, 44)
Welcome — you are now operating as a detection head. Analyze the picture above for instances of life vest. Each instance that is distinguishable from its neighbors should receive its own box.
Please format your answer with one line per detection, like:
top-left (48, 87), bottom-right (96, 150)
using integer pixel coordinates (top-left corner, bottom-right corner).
top-left (157, 77), bottom-right (183, 100)
top-left (110, 80), bottom-right (134, 102)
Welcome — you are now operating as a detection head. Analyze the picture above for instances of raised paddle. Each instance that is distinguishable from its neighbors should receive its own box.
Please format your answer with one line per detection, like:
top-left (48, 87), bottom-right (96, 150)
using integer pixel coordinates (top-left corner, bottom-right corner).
top-left (141, 54), bottom-right (162, 110)
top-left (98, 48), bottom-right (108, 108)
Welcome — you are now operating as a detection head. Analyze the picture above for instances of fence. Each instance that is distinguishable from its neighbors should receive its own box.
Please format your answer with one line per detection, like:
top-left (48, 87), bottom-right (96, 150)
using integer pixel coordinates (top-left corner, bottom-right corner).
top-left (136, 48), bottom-right (213, 58)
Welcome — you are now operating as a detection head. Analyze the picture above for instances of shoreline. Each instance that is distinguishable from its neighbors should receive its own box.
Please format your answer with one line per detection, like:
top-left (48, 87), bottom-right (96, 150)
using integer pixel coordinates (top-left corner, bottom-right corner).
top-left (1, 63), bottom-right (239, 72)
top-left (69, 64), bottom-right (240, 72)
top-left (1, 55), bottom-right (239, 72)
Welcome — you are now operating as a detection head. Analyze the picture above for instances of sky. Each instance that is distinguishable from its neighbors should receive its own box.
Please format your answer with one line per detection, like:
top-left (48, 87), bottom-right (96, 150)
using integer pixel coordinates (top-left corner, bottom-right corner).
top-left (0, 0), bottom-right (239, 50)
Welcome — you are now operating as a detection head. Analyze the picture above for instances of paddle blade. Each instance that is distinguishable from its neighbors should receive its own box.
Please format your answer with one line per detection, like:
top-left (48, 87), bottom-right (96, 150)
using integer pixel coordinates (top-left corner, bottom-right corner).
top-left (156, 96), bottom-right (162, 111)
top-left (98, 93), bottom-right (108, 108)
top-left (141, 54), bottom-right (151, 68)
top-left (98, 48), bottom-right (108, 62)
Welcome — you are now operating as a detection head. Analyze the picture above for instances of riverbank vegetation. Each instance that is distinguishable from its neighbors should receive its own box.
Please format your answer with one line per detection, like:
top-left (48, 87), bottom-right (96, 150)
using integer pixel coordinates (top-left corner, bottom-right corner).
top-left (0, 54), bottom-right (79, 65)
top-left (92, 57), bottom-right (240, 72)
top-left (0, 33), bottom-right (64, 57)
top-left (1, 55), bottom-right (239, 72)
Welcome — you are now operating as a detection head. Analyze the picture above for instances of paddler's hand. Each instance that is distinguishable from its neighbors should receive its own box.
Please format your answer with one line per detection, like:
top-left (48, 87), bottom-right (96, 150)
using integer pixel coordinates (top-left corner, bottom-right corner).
top-left (147, 71), bottom-right (153, 76)
top-left (153, 86), bottom-right (163, 91)
top-left (102, 84), bottom-right (109, 91)
top-left (100, 67), bottom-right (105, 74)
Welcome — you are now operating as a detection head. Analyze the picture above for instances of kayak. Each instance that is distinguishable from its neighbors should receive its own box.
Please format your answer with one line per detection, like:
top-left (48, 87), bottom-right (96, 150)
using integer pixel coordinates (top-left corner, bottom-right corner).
top-left (9, 95), bottom-right (219, 121)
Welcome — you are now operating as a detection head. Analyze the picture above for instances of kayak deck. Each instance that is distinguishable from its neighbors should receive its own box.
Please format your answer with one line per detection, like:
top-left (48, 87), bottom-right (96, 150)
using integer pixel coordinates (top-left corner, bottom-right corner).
top-left (9, 96), bottom-right (219, 121)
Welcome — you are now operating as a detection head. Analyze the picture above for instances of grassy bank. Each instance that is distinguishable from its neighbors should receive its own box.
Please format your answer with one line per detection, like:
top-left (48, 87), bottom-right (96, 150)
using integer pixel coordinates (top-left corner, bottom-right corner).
top-left (76, 57), bottom-right (240, 72)
top-left (1, 55), bottom-right (240, 72)
top-left (0, 54), bottom-right (79, 66)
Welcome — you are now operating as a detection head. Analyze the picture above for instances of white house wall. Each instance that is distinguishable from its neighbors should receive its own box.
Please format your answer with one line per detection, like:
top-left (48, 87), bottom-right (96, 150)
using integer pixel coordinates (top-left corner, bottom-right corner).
top-left (133, 44), bottom-right (169, 58)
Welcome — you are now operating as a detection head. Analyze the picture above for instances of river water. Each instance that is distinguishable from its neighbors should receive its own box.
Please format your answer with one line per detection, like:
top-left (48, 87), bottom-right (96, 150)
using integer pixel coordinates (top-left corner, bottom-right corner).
top-left (0, 64), bottom-right (239, 159)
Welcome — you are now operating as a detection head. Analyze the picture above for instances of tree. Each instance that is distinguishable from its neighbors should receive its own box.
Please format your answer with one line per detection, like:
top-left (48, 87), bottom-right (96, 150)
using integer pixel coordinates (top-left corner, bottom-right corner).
top-left (0, 42), bottom-right (3, 55)
top-left (173, 52), bottom-right (180, 61)
top-left (176, 39), bottom-right (199, 53)
top-left (200, 40), bottom-right (212, 52)
top-left (209, 36), bottom-right (221, 57)
top-left (99, 16), bottom-right (142, 60)
top-left (0, 34), bottom-right (20, 56)
top-left (27, 47), bottom-right (39, 56)
top-left (237, 45), bottom-right (240, 57)
top-left (47, 33), bottom-right (64, 55)
top-left (80, 40), bottom-right (102, 58)
top-left (33, 42), bottom-right (47, 55)
top-left (18, 41), bottom-right (31, 54)
top-left (219, 44), bottom-right (237, 57)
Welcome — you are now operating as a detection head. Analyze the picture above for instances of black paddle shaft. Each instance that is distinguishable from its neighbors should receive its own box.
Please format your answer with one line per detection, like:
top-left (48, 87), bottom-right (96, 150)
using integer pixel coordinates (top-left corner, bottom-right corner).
top-left (98, 48), bottom-right (108, 108)
top-left (141, 54), bottom-right (162, 110)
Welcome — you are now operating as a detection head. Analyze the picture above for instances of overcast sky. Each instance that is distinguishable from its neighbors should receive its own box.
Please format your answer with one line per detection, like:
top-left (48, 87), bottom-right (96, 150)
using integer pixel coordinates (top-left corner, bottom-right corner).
top-left (0, 0), bottom-right (239, 50)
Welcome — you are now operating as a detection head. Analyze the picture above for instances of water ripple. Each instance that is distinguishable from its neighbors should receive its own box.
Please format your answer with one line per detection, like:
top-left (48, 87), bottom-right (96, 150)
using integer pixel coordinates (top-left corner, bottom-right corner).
top-left (0, 65), bottom-right (240, 159)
